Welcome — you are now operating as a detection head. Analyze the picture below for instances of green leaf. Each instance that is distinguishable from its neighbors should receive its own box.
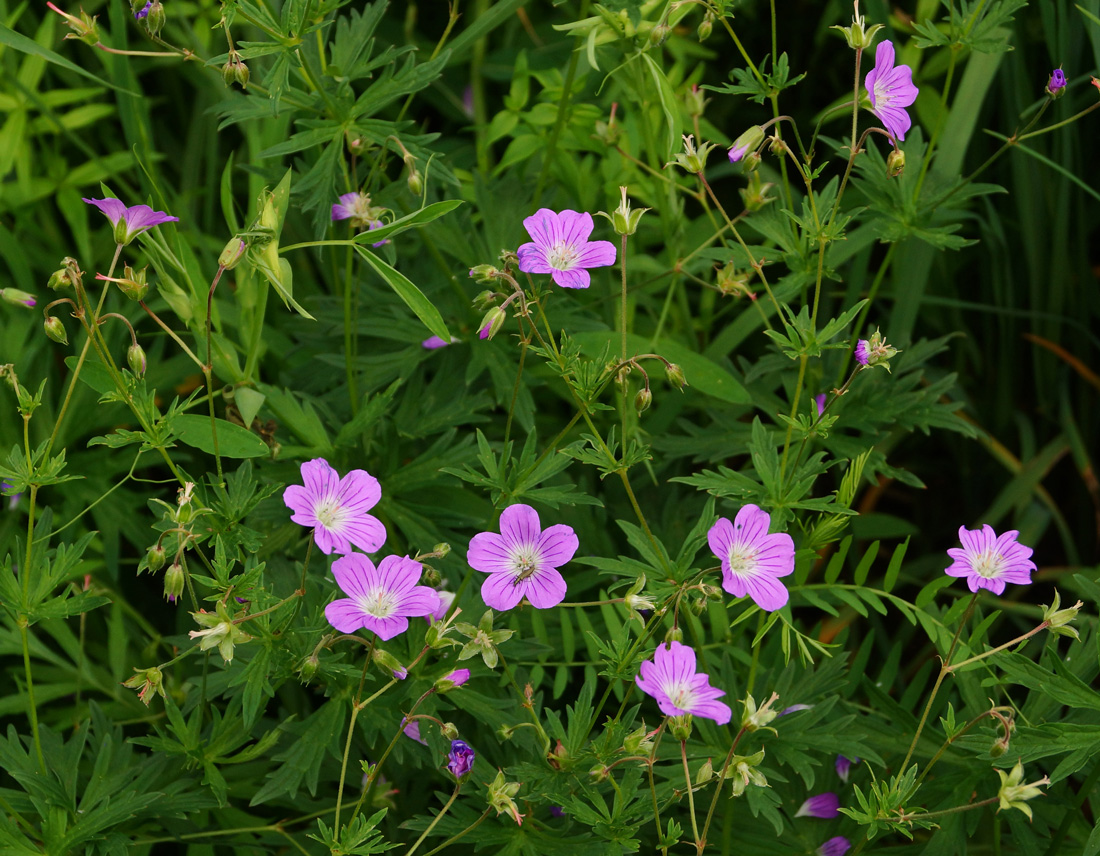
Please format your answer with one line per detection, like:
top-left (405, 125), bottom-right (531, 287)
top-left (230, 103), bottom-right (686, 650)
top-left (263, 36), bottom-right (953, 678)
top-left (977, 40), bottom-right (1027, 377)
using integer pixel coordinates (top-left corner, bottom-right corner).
top-left (639, 51), bottom-right (678, 158)
top-left (0, 23), bottom-right (135, 93)
top-left (172, 415), bottom-right (270, 458)
top-left (354, 246), bottom-right (450, 341)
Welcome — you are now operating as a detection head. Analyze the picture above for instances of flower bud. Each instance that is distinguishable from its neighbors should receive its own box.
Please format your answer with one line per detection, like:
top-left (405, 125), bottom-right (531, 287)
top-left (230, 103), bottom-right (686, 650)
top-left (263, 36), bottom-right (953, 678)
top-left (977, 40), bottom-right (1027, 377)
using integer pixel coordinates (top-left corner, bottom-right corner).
top-left (48, 258), bottom-right (82, 291)
top-left (144, 0), bottom-right (164, 38)
top-left (741, 151), bottom-right (763, 173)
top-left (219, 238), bottom-right (247, 270)
top-left (1046, 68), bottom-right (1066, 98)
top-left (989, 738), bottom-right (1007, 758)
top-left (623, 724), bottom-right (655, 755)
top-left (407, 169), bottom-right (423, 196)
top-left (446, 739), bottom-right (475, 781)
top-left (434, 668), bottom-right (471, 693)
top-left (634, 388), bottom-right (652, 414)
top-left (116, 265), bottom-right (148, 301)
top-left (127, 343), bottom-right (147, 377)
top-left (664, 626), bottom-right (683, 644)
top-left (163, 562), bottom-right (184, 602)
top-left (1, 288), bottom-right (36, 308)
top-left (649, 22), bottom-right (670, 45)
top-left (372, 648), bottom-right (408, 680)
top-left (665, 362), bottom-right (687, 390)
top-left (669, 714), bottom-right (693, 741)
top-left (697, 12), bottom-right (714, 41)
top-left (695, 757), bottom-right (714, 785)
top-left (684, 84), bottom-right (707, 117)
top-left (854, 328), bottom-right (899, 372)
top-left (886, 148), bottom-right (906, 178)
top-left (146, 544), bottom-right (166, 572)
top-left (299, 653), bottom-right (320, 682)
top-left (421, 565), bottom-right (442, 587)
top-left (433, 542), bottom-right (451, 558)
top-left (122, 666), bottom-right (165, 706)
top-left (441, 721), bottom-right (459, 740)
top-left (728, 125), bottom-right (765, 163)
top-left (44, 316), bottom-right (68, 345)
top-left (478, 306), bottom-right (507, 341)
top-left (234, 59), bottom-right (250, 89)
top-left (469, 265), bottom-right (500, 284)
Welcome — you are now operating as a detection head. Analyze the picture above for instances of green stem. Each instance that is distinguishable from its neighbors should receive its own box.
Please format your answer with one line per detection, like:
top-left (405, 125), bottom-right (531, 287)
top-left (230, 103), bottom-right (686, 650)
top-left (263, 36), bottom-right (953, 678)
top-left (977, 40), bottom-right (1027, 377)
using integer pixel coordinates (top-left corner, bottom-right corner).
top-left (405, 785), bottom-right (462, 856)
top-left (418, 807), bottom-right (491, 856)
top-left (682, 740), bottom-right (702, 851)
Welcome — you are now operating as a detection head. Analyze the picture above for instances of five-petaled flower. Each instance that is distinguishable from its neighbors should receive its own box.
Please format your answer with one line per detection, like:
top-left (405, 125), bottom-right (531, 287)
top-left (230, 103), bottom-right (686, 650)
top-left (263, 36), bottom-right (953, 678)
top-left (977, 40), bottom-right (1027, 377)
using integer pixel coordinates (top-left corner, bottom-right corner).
top-left (283, 458), bottom-right (386, 555)
top-left (516, 208), bottom-right (617, 289)
top-left (708, 505), bottom-right (795, 612)
top-left (945, 524), bottom-right (1036, 595)
top-left (864, 40), bottom-right (918, 142)
top-left (83, 197), bottom-right (179, 246)
top-left (636, 640), bottom-right (732, 724)
top-left (467, 503), bottom-right (578, 611)
top-left (324, 553), bottom-right (442, 640)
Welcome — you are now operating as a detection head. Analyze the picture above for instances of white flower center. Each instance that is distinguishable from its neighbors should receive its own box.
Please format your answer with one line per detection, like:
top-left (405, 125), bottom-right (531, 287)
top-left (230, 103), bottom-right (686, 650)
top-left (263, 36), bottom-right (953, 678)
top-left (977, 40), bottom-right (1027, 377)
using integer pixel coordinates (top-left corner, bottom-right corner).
top-left (874, 81), bottom-right (894, 110)
top-left (314, 498), bottom-right (345, 530)
top-left (728, 544), bottom-right (759, 577)
top-left (971, 550), bottom-right (1006, 579)
top-left (665, 679), bottom-right (697, 711)
top-left (546, 241), bottom-right (580, 271)
top-left (510, 548), bottom-right (540, 585)
top-left (360, 587), bottom-right (398, 618)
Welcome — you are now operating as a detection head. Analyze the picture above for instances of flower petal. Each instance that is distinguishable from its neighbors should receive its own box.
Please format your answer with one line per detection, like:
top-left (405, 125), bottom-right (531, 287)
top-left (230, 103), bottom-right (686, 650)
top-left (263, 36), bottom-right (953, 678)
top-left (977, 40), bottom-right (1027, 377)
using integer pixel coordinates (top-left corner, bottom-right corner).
top-left (519, 567), bottom-right (567, 609)
top-left (481, 572), bottom-right (526, 611)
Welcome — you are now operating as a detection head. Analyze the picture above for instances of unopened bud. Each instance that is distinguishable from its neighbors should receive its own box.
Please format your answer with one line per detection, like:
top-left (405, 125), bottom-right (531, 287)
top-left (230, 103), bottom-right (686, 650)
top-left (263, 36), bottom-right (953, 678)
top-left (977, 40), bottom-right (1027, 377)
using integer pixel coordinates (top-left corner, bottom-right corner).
top-left (407, 169), bottom-right (423, 196)
top-left (728, 126), bottom-right (765, 164)
top-left (433, 542), bottom-right (451, 557)
top-left (1046, 68), bottom-right (1067, 98)
top-left (665, 363), bottom-right (687, 389)
top-left (219, 238), bottom-right (247, 270)
top-left (421, 565), bottom-right (442, 587)
top-left (299, 653), bottom-right (320, 682)
top-left (234, 59), bottom-right (250, 89)
top-left (469, 265), bottom-right (500, 284)
top-left (127, 343), bottom-right (147, 377)
top-left (886, 148), bottom-right (906, 178)
top-left (144, 0), bottom-right (164, 37)
top-left (478, 306), bottom-right (507, 341)
top-left (741, 151), bottom-right (762, 173)
top-left (695, 758), bottom-right (714, 785)
top-left (989, 738), bottom-right (1007, 758)
top-left (44, 316), bottom-right (68, 345)
top-left (664, 626), bottom-right (683, 644)
top-left (441, 721), bottom-right (459, 740)
top-left (697, 13), bottom-right (714, 41)
top-left (649, 23), bottom-right (670, 45)
top-left (685, 84), bottom-right (707, 117)
top-left (163, 563), bottom-right (184, 603)
top-left (589, 763), bottom-right (609, 782)
top-left (1, 288), bottom-right (36, 308)
top-left (146, 544), bottom-right (166, 572)
top-left (669, 714), bottom-right (693, 741)
top-left (372, 648), bottom-right (408, 680)
top-left (634, 388), bottom-right (652, 414)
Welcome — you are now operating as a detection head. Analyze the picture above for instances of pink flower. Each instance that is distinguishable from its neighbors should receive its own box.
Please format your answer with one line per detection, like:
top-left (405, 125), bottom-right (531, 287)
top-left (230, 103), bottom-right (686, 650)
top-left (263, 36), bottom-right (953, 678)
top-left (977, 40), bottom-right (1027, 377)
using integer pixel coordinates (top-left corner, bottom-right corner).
top-left (467, 504), bottom-right (578, 611)
top-left (944, 525), bottom-right (1036, 595)
top-left (815, 393), bottom-right (827, 417)
top-left (83, 197), bottom-right (179, 246)
top-left (404, 720), bottom-right (428, 745)
top-left (425, 589), bottom-right (456, 623)
top-left (516, 209), bottom-right (617, 289)
top-left (635, 641), bottom-right (731, 724)
top-left (324, 553), bottom-right (441, 640)
top-left (864, 41), bottom-right (919, 142)
top-left (283, 458), bottom-right (386, 555)
top-left (796, 792), bottom-right (840, 819)
top-left (708, 505), bottom-right (795, 612)
top-left (332, 192), bottom-right (388, 246)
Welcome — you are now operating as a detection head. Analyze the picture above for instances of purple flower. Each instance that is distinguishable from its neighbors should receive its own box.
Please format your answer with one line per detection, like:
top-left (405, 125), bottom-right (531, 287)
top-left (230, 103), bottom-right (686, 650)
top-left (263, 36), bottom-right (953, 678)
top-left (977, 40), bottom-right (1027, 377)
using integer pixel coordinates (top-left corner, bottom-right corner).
top-left (404, 720), bottom-right (428, 745)
top-left (283, 458), bottom-right (386, 555)
top-left (635, 640), bottom-right (732, 724)
top-left (864, 41), bottom-right (918, 142)
top-left (707, 505), bottom-right (795, 612)
top-left (133, 1), bottom-right (151, 19)
top-left (728, 142), bottom-right (751, 162)
top-left (550, 806), bottom-right (566, 818)
top-left (836, 755), bottom-right (859, 783)
top-left (82, 197), bottom-right (179, 246)
top-left (422, 335), bottom-right (458, 349)
top-left (1, 480), bottom-right (20, 511)
top-left (447, 739), bottom-right (475, 781)
top-left (854, 339), bottom-right (870, 365)
top-left (1047, 68), bottom-right (1067, 96)
top-left (818, 837), bottom-right (851, 856)
top-left (796, 792), bottom-right (840, 819)
top-left (324, 553), bottom-right (442, 640)
top-left (944, 525), bottom-right (1036, 595)
top-left (516, 208), bottom-right (617, 289)
top-left (435, 668), bottom-right (471, 693)
top-left (814, 393), bottom-right (827, 417)
top-left (779, 703), bottom-right (813, 716)
top-left (467, 504), bottom-right (578, 611)
top-left (425, 589), bottom-right (456, 623)
top-left (332, 192), bottom-right (388, 246)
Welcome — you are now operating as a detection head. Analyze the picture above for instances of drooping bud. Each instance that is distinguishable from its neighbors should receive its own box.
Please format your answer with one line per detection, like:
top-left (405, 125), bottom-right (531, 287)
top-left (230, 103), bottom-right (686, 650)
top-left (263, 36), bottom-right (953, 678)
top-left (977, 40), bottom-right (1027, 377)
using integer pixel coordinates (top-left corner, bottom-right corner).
top-left (372, 648), bottom-right (408, 680)
top-left (163, 562), bottom-right (184, 602)
top-left (886, 148), bottom-right (906, 178)
top-left (44, 316), bottom-right (68, 345)
top-left (299, 653), bottom-right (320, 682)
top-left (664, 625), bottom-right (683, 644)
top-left (143, 0), bottom-right (165, 37)
top-left (441, 721), bottom-right (459, 740)
top-left (740, 151), bottom-right (763, 173)
top-left (649, 22), bottom-right (670, 45)
top-left (469, 265), bottom-right (500, 284)
top-left (433, 542), bottom-right (451, 558)
top-left (697, 11), bottom-right (714, 41)
top-left (146, 543), bottom-right (167, 572)
top-left (478, 306), bottom-right (507, 341)
top-left (665, 362), bottom-right (687, 390)
top-left (634, 388), bottom-right (652, 414)
top-left (434, 668), bottom-right (471, 693)
top-left (407, 169), bottom-right (423, 196)
top-left (127, 343), bottom-right (147, 377)
top-left (48, 258), bottom-right (82, 291)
